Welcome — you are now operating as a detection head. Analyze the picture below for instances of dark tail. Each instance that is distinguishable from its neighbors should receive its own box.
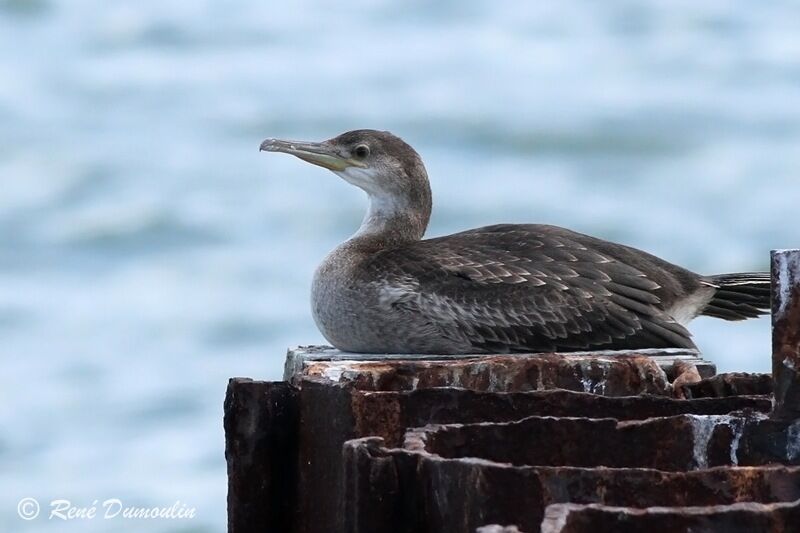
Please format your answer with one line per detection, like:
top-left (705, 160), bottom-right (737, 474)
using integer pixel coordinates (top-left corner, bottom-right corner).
top-left (702, 272), bottom-right (771, 321)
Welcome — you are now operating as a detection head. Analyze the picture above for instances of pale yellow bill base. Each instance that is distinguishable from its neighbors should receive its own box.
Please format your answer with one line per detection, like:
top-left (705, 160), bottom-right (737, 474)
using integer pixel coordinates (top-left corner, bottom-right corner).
top-left (259, 138), bottom-right (365, 171)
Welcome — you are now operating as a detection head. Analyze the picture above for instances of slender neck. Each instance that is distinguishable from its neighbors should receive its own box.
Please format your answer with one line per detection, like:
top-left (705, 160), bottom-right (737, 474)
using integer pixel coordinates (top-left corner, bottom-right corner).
top-left (349, 188), bottom-right (432, 250)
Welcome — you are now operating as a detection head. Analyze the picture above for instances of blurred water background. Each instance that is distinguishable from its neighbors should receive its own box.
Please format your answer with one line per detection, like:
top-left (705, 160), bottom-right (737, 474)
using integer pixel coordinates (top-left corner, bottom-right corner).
top-left (1, 0), bottom-right (798, 531)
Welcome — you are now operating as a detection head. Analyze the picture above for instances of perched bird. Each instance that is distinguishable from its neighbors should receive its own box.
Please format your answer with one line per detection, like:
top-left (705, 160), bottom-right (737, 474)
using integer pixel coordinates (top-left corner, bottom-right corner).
top-left (260, 130), bottom-right (770, 354)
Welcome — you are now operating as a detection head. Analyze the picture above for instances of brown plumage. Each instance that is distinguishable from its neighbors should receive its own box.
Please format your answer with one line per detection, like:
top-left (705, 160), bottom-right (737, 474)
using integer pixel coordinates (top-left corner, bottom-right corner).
top-left (260, 130), bottom-right (770, 354)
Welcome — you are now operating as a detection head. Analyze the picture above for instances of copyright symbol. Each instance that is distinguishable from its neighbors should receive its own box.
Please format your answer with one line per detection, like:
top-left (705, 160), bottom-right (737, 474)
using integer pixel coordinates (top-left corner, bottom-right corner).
top-left (18, 497), bottom-right (40, 520)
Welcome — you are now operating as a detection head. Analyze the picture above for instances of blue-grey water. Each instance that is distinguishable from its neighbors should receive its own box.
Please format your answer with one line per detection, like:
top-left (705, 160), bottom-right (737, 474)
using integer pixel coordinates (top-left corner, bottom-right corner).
top-left (2, 1), bottom-right (799, 531)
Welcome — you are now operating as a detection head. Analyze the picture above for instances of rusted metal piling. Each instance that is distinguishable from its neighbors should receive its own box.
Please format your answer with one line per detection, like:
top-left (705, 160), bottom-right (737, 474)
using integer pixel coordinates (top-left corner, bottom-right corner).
top-left (540, 499), bottom-right (800, 533)
top-left (772, 249), bottom-right (800, 420)
top-left (224, 379), bottom-right (298, 532)
top-left (225, 250), bottom-right (800, 533)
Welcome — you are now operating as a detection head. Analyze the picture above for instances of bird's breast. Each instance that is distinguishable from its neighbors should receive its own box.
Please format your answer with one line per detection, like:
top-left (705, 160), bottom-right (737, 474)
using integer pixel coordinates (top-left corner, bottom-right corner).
top-left (310, 247), bottom-right (386, 351)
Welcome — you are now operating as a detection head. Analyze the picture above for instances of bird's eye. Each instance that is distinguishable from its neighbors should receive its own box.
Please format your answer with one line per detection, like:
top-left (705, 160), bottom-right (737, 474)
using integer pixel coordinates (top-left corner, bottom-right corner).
top-left (353, 144), bottom-right (370, 159)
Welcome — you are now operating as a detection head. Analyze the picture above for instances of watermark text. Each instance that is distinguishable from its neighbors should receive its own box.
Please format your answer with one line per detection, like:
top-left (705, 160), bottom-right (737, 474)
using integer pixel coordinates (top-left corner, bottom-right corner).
top-left (17, 498), bottom-right (196, 521)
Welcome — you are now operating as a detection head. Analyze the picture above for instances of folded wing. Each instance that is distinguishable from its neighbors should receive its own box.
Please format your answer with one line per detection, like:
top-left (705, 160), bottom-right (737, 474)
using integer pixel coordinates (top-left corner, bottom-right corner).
top-left (364, 224), bottom-right (696, 353)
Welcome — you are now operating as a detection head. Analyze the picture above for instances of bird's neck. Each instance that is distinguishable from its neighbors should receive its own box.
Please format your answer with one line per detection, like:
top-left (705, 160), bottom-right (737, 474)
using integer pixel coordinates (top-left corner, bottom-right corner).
top-left (348, 189), bottom-right (431, 251)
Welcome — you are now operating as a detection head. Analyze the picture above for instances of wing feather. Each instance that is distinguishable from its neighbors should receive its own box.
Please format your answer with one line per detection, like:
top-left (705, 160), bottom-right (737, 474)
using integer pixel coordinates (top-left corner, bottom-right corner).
top-left (364, 224), bottom-right (695, 352)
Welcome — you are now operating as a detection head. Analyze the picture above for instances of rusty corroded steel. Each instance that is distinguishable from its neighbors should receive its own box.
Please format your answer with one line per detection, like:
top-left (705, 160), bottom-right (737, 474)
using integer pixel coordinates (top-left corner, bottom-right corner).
top-left (342, 437), bottom-right (800, 533)
top-left (283, 345), bottom-right (709, 375)
top-left (540, 500), bottom-right (800, 533)
top-left (671, 362), bottom-right (703, 398)
top-left (289, 380), bottom-right (774, 533)
top-left (224, 354), bottom-right (784, 532)
top-left (678, 372), bottom-right (773, 399)
top-left (224, 378), bottom-right (299, 533)
top-left (301, 353), bottom-right (673, 395)
top-left (294, 380), bottom-right (355, 533)
top-left (404, 412), bottom-right (799, 471)
top-left (286, 346), bottom-right (716, 389)
top-left (772, 249), bottom-right (800, 420)
top-left (351, 387), bottom-right (770, 448)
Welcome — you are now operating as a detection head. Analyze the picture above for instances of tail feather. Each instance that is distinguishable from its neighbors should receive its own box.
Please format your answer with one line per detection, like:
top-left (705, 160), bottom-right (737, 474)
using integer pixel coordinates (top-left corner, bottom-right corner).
top-left (702, 272), bottom-right (771, 321)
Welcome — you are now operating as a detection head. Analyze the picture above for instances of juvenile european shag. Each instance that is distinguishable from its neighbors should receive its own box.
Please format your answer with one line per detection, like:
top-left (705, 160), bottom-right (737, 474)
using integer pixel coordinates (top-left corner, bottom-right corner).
top-left (260, 130), bottom-right (770, 354)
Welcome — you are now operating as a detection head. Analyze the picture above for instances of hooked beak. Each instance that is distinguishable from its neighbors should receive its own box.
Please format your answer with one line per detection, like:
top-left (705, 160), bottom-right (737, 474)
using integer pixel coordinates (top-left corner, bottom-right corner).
top-left (259, 138), bottom-right (366, 171)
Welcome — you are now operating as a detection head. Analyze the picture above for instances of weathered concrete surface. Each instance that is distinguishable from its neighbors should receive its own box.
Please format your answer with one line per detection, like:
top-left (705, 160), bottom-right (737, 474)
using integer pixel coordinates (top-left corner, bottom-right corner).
top-left (224, 378), bottom-right (298, 533)
top-left (343, 437), bottom-right (800, 533)
top-left (772, 249), bottom-right (800, 420)
top-left (540, 499), bottom-right (800, 533)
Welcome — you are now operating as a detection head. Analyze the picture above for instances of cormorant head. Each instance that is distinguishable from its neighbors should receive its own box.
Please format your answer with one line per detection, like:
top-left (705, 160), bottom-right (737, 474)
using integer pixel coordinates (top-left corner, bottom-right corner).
top-left (260, 129), bottom-right (431, 210)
